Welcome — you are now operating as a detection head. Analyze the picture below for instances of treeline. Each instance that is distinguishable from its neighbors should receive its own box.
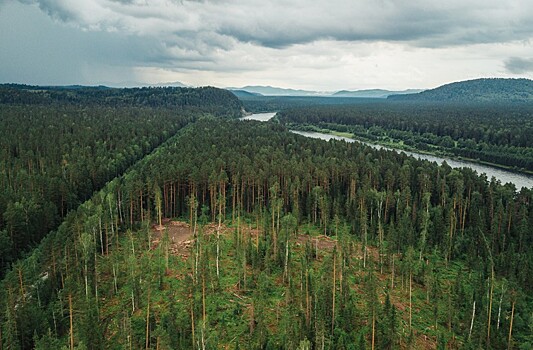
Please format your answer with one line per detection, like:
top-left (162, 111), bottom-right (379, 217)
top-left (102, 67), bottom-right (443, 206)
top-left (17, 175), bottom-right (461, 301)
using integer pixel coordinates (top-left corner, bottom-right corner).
top-left (0, 86), bottom-right (243, 275)
top-left (0, 84), bottom-right (243, 117)
top-left (277, 102), bottom-right (533, 171)
top-left (236, 94), bottom-right (376, 113)
top-left (1, 119), bottom-right (531, 349)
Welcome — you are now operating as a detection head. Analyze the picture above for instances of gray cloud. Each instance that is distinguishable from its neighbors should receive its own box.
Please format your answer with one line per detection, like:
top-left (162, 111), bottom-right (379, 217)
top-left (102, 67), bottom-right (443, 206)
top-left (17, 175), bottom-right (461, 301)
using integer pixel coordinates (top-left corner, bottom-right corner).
top-left (0, 2), bottom-right (173, 84)
top-left (1, 0), bottom-right (532, 89)
top-left (12, 0), bottom-right (533, 49)
top-left (505, 57), bottom-right (533, 74)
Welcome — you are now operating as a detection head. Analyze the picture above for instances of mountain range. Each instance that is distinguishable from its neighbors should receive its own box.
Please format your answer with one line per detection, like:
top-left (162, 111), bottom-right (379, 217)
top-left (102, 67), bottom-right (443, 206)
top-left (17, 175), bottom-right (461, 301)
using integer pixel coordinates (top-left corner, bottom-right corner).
top-left (86, 78), bottom-right (533, 102)
top-left (332, 88), bottom-right (423, 98)
top-left (228, 85), bottom-right (424, 98)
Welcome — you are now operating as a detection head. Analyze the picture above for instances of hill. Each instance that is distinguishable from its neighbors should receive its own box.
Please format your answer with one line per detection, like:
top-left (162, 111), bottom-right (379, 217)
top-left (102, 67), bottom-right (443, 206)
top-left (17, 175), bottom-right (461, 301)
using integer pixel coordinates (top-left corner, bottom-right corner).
top-left (332, 89), bottom-right (422, 98)
top-left (231, 89), bottom-right (263, 98)
top-left (388, 78), bottom-right (533, 102)
top-left (0, 84), bottom-right (242, 116)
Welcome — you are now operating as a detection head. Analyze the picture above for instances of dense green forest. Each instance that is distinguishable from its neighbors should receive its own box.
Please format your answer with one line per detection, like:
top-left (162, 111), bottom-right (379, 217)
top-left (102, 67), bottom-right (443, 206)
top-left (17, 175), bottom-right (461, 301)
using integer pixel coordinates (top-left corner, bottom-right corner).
top-left (235, 94), bottom-right (377, 113)
top-left (277, 102), bottom-right (533, 173)
top-left (0, 85), bottom-right (242, 275)
top-left (388, 78), bottom-right (533, 102)
top-left (0, 84), bottom-right (243, 115)
top-left (1, 115), bottom-right (531, 349)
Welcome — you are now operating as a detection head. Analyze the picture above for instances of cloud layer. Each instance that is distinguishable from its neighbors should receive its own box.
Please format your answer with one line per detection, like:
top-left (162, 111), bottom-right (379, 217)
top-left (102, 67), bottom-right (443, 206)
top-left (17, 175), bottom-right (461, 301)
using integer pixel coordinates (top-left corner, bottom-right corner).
top-left (17, 0), bottom-right (533, 47)
top-left (1, 0), bottom-right (532, 89)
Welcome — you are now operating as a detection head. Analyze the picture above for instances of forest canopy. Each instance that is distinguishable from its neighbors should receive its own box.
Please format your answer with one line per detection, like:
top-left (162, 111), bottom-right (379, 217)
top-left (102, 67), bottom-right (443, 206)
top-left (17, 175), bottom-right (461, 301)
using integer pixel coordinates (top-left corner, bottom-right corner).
top-left (1, 117), bottom-right (532, 349)
top-left (277, 102), bottom-right (533, 172)
top-left (0, 85), bottom-right (532, 349)
top-left (0, 85), bottom-right (243, 275)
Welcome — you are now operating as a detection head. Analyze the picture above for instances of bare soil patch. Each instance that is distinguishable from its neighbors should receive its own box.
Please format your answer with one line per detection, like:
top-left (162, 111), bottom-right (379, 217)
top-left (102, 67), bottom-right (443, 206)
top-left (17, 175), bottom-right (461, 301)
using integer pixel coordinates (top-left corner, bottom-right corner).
top-left (295, 234), bottom-right (337, 250)
top-left (151, 220), bottom-right (193, 259)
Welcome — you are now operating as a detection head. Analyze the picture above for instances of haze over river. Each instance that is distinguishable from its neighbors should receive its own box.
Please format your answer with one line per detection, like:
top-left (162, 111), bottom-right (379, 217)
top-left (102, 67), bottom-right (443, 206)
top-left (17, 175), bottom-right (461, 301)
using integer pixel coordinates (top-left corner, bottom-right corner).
top-left (241, 112), bottom-right (533, 189)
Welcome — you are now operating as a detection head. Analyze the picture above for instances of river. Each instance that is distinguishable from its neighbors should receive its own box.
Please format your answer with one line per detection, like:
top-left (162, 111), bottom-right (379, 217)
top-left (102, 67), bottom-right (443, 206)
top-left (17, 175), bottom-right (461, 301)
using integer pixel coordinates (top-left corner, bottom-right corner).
top-left (241, 113), bottom-right (533, 189)
top-left (240, 112), bottom-right (278, 122)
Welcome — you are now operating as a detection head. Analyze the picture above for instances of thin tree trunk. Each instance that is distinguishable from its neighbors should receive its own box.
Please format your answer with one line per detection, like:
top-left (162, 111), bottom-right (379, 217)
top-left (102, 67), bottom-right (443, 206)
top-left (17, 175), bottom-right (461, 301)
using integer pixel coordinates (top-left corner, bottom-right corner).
top-left (99, 217), bottom-right (104, 255)
top-left (202, 268), bottom-right (206, 321)
top-left (391, 255), bottom-right (395, 290)
top-left (84, 259), bottom-right (88, 299)
top-left (145, 286), bottom-right (151, 350)
top-left (409, 271), bottom-right (412, 332)
top-left (487, 267), bottom-right (494, 348)
top-left (118, 188), bottom-right (124, 225)
top-left (190, 299), bottom-right (195, 349)
top-left (469, 300), bottom-right (476, 340)
top-left (284, 238), bottom-right (289, 281)
top-left (140, 190), bottom-right (144, 223)
top-left (497, 283), bottom-right (505, 330)
top-left (507, 300), bottom-right (515, 350)
top-left (130, 197), bottom-right (134, 228)
top-left (305, 270), bottom-right (310, 327)
top-left (371, 308), bottom-right (375, 350)
top-left (216, 193), bottom-right (222, 279)
top-left (109, 196), bottom-right (115, 242)
top-left (332, 252), bottom-right (336, 335)
top-left (18, 268), bottom-right (25, 302)
top-left (69, 293), bottom-right (74, 350)
top-left (272, 202), bottom-right (277, 256)
top-left (113, 264), bottom-right (118, 294)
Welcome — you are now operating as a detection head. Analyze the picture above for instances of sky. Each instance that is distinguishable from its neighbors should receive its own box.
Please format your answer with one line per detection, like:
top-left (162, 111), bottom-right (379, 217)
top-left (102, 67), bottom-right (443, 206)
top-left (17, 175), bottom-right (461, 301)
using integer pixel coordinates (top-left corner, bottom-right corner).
top-left (0, 0), bottom-right (532, 91)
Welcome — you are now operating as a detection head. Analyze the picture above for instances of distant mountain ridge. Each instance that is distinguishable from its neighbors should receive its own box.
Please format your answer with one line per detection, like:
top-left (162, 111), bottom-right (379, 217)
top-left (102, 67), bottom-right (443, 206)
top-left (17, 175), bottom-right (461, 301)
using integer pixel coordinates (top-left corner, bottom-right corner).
top-left (230, 85), bottom-right (423, 97)
top-left (388, 78), bottom-right (533, 102)
top-left (332, 88), bottom-right (423, 98)
top-left (231, 90), bottom-right (263, 98)
top-left (229, 85), bottom-right (327, 96)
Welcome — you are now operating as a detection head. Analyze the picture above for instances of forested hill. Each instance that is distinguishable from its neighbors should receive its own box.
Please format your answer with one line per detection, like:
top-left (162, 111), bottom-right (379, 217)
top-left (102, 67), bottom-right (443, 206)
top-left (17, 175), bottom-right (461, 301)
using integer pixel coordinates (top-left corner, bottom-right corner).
top-left (388, 78), bottom-right (533, 102)
top-left (0, 84), bottom-right (243, 117)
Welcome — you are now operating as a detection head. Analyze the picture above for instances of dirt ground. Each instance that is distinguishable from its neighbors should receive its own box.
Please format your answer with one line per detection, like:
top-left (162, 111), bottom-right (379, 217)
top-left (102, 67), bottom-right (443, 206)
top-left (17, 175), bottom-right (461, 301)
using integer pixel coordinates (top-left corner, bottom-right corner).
top-left (151, 219), bottom-right (237, 259)
top-left (151, 220), bottom-right (193, 259)
top-left (296, 233), bottom-right (337, 250)
top-left (151, 219), bottom-right (341, 259)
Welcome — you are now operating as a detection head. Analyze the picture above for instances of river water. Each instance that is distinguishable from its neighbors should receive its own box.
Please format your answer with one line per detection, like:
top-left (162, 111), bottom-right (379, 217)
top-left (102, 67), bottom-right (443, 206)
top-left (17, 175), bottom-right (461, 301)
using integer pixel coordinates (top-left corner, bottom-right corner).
top-left (241, 113), bottom-right (533, 189)
top-left (241, 112), bottom-right (278, 122)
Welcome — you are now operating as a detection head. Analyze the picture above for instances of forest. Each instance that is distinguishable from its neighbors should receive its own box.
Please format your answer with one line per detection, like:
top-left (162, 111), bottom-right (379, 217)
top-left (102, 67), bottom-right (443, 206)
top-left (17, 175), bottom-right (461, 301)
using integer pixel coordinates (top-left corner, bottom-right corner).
top-left (236, 94), bottom-right (376, 113)
top-left (0, 86), bottom-right (532, 349)
top-left (387, 78), bottom-right (533, 103)
top-left (0, 85), bottom-right (241, 275)
top-left (277, 102), bottom-right (533, 173)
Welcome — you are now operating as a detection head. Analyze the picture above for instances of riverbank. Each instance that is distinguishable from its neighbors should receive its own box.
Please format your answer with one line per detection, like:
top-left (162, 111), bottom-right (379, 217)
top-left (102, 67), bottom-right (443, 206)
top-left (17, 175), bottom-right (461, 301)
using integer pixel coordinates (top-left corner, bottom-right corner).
top-left (239, 113), bottom-right (533, 189)
top-left (293, 125), bottom-right (533, 177)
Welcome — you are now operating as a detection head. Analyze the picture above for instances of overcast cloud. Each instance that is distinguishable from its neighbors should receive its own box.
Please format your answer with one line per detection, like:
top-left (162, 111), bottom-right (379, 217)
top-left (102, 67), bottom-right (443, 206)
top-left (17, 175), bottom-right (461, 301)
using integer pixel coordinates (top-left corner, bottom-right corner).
top-left (1, 0), bottom-right (532, 90)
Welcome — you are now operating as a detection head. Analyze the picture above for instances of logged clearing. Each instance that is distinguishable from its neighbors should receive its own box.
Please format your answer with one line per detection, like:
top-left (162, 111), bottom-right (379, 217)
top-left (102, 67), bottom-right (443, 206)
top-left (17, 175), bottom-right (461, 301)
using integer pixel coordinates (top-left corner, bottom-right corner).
top-left (152, 220), bottom-right (193, 259)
